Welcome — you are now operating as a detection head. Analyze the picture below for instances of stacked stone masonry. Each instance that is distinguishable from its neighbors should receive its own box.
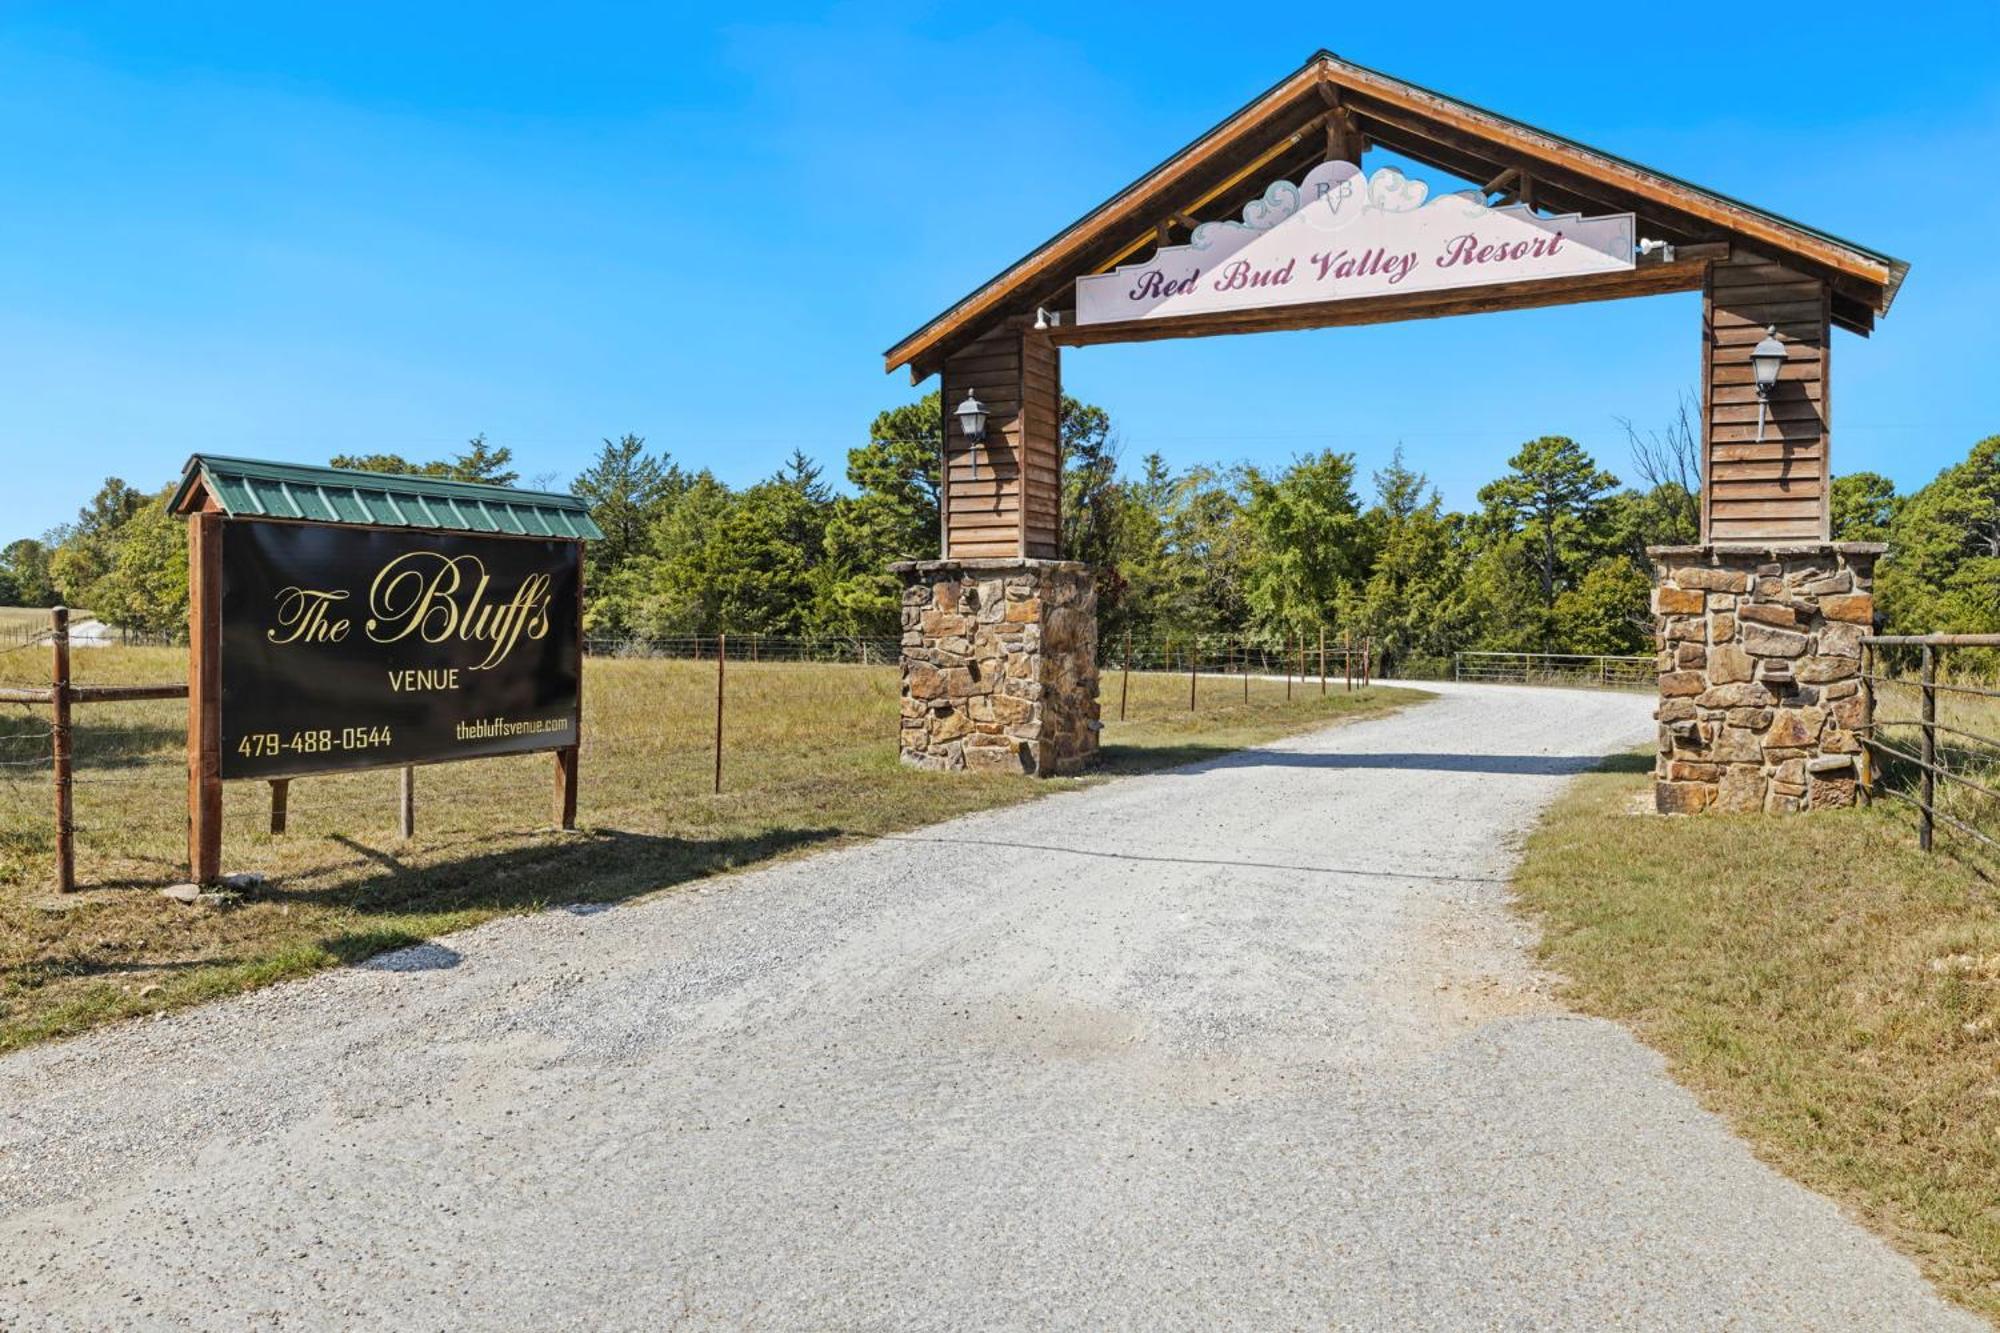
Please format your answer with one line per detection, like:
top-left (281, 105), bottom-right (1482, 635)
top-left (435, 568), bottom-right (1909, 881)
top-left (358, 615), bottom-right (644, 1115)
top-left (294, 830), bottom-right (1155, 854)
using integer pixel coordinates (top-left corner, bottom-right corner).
top-left (893, 558), bottom-right (1099, 777)
top-left (1649, 543), bottom-right (1883, 815)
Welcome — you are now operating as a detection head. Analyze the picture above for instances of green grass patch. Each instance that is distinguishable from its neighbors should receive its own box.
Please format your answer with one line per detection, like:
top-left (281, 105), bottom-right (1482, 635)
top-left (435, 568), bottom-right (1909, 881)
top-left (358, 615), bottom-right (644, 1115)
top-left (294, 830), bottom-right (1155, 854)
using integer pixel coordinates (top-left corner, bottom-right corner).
top-left (1514, 752), bottom-right (2000, 1321)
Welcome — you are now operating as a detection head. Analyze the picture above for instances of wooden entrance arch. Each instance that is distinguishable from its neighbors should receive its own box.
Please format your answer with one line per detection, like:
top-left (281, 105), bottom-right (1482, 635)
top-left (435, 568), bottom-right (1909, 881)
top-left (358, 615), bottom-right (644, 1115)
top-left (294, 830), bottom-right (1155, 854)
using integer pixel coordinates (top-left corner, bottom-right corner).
top-left (885, 51), bottom-right (1904, 808)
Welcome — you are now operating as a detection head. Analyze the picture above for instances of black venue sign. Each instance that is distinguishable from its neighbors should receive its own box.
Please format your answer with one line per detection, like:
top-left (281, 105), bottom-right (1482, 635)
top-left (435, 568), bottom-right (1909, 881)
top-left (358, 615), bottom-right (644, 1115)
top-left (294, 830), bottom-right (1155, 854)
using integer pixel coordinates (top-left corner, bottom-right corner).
top-left (219, 520), bottom-right (581, 779)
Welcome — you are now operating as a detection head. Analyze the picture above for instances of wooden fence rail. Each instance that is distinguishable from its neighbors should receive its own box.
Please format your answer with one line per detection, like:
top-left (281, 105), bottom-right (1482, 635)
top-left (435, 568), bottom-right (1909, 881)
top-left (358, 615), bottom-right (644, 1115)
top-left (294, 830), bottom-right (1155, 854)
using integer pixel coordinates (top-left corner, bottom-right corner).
top-left (1861, 633), bottom-right (2000, 855)
top-left (3, 609), bottom-right (188, 892)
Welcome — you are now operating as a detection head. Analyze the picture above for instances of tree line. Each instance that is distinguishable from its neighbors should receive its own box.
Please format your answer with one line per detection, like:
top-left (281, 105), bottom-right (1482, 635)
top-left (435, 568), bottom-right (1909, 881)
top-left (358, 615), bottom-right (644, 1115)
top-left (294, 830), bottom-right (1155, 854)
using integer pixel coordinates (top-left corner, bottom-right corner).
top-left (4, 401), bottom-right (1994, 669)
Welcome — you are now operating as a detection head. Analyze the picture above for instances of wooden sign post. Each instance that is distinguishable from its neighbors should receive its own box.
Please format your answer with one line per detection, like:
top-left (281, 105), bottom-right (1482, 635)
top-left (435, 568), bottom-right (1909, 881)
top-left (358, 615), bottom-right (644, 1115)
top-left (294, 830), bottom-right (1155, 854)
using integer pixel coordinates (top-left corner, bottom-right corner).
top-left (172, 455), bottom-right (600, 885)
top-left (187, 505), bottom-right (224, 886)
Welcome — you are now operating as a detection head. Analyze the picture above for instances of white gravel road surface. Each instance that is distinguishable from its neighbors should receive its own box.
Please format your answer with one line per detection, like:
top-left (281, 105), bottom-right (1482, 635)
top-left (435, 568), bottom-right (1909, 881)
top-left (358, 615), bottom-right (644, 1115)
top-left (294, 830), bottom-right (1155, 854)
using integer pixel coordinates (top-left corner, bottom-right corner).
top-left (0, 683), bottom-right (1978, 1330)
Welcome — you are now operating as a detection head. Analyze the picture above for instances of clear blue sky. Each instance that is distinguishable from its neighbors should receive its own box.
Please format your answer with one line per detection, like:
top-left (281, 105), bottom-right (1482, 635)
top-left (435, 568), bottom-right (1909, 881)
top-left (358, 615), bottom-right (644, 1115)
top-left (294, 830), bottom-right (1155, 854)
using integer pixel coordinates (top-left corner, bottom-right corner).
top-left (4, 3), bottom-right (1998, 536)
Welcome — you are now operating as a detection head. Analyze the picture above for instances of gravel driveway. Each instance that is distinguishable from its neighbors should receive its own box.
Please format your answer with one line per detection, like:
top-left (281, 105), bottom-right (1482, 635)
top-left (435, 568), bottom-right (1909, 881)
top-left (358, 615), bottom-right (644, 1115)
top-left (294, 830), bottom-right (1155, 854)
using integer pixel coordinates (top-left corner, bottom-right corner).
top-left (0, 683), bottom-right (1977, 1330)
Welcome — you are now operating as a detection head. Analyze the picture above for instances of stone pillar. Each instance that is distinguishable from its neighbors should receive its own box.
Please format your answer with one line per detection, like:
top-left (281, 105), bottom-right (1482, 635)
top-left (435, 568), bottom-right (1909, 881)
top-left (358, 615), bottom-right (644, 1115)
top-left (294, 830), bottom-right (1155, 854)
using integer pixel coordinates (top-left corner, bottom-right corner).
top-left (1649, 543), bottom-right (1883, 814)
top-left (893, 558), bottom-right (1098, 776)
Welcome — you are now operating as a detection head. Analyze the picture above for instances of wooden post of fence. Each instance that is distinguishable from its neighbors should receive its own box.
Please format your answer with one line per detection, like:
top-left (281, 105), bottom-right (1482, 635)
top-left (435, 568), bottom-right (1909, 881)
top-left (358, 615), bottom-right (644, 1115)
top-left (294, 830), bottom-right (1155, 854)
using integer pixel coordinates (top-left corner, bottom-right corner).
top-left (1918, 643), bottom-right (1937, 853)
top-left (1120, 631), bottom-right (1131, 722)
top-left (1344, 631), bottom-right (1353, 692)
top-left (1318, 625), bottom-right (1327, 696)
top-left (553, 540), bottom-right (582, 831)
top-left (1858, 642), bottom-right (1875, 805)
top-left (1241, 639), bottom-right (1249, 704)
top-left (1188, 635), bottom-right (1197, 711)
top-left (268, 780), bottom-right (289, 835)
top-left (714, 633), bottom-right (727, 795)
top-left (1285, 633), bottom-right (1293, 700)
top-left (187, 507), bottom-right (224, 886)
top-left (398, 766), bottom-right (416, 840)
top-left (50, 606), bottom-right (74, 893)
top-left (1363, 637), bottom-right (1372, 688)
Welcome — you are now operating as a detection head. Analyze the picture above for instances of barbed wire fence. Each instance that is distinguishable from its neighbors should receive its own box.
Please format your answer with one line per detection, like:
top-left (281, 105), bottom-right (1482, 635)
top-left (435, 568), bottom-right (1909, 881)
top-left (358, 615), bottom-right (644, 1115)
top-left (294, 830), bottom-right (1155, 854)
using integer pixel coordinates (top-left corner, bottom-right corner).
top-left (1, 615), bottom-right (1663, 895)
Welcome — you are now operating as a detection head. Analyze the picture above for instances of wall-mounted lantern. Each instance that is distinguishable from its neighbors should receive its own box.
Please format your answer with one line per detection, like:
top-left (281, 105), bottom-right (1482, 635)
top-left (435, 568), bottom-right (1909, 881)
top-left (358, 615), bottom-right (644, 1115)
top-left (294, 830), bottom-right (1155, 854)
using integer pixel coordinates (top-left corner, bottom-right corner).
top-left (1750, 325), bottom-right (1787, 442)
top-left (955, 388), bottom-right (988, 478)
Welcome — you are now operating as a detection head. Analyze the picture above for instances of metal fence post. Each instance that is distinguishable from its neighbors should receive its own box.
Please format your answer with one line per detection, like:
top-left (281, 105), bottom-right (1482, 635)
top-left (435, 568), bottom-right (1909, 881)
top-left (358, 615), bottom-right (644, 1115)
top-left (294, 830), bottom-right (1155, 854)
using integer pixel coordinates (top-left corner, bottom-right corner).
top-left (51, 606), bottom-right (74, 893)
top-left (1858, 642), bottom-right (1875, 806)
top-left (714, 633), bottom-right (727, 795)
top-left (1918, 644), bottom-right (1937, 853)
top-left (1120, 631), bottom-right (1131, 722)
top-left (1188, 635), bottom-right (1197, 710)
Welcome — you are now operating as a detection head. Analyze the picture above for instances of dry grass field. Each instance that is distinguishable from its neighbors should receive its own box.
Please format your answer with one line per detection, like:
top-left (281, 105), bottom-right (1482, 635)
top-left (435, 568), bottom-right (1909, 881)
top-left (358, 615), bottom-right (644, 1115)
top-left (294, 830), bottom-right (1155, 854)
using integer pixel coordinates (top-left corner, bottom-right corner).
top-left (1514, 752), bottom-right (2000, 1321)
top-left (0, 640), bottom-right (1421, 1052)
top-left (0, 607), bottom-right (72, 639)
top-left (1869, 656), bottom-right (2000, 845)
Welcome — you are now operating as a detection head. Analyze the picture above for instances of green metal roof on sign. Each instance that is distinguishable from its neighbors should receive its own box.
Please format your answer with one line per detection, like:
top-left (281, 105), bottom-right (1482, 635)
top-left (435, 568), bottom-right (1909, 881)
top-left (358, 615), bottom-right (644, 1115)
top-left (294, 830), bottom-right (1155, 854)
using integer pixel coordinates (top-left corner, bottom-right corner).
top-left (171, 454), bottom-right (603, 540)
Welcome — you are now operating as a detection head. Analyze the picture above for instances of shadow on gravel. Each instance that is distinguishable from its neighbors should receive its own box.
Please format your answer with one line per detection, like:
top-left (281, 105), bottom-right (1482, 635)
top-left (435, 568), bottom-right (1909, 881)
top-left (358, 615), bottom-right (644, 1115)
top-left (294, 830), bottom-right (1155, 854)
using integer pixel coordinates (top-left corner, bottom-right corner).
top-left (277, 826), bottom-right (846, 922)
top-left (1148, 749), bottom-right (1627, 778)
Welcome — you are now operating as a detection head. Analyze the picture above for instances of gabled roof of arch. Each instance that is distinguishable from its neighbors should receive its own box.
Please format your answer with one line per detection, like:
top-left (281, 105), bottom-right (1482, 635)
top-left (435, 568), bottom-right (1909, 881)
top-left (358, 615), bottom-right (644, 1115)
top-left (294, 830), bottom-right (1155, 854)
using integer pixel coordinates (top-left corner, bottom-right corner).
top-left (885, 50), bottom-right (1906, 381)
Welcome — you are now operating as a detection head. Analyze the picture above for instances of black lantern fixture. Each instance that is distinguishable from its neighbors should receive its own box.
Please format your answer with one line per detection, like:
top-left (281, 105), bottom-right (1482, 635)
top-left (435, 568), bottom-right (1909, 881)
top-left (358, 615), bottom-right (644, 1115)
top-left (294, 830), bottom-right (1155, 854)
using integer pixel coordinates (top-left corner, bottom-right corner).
top-left (955, 388), bottom-right (988, 478)
top-left (1750, 325), bottom-right (1787, 442)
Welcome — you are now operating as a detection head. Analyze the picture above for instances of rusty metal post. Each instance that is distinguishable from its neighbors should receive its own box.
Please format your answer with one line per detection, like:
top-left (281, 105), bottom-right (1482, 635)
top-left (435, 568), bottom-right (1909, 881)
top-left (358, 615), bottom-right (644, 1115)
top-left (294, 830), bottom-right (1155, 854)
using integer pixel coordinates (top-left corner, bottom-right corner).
top-left (713, 633), bottom-right (727, 795)
top-left (398, 765), bottom-right (415, 840)
top-left (1188, 635), bottom-right (1197, 711)
top-left (269, 779), bottom-right (289, 835)
top-left (1919, 644), bottom-right (1937, 853)
top-left (1858, 642), bottom-right (1875, 806)
top-left (51, 606), bottom-right (74, 893)
top-left (1120, 631), bottom-right (1131, 722)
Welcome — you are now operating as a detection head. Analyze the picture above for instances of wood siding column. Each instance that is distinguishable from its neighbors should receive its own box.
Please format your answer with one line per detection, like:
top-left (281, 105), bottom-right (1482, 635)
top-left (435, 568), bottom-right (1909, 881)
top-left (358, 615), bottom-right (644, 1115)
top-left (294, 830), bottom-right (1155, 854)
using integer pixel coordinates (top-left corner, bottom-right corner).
top-left (1702, 250), bottom-right (1831, 543)
top-left (941, 324), bottom-right (1062, 560)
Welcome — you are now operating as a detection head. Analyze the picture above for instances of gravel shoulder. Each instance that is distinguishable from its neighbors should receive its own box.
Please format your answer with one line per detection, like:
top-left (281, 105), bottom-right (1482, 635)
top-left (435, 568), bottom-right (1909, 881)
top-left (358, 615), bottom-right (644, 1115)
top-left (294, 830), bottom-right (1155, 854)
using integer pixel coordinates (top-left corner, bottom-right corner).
top-left (0, 683), bottom-right (1978, 1330)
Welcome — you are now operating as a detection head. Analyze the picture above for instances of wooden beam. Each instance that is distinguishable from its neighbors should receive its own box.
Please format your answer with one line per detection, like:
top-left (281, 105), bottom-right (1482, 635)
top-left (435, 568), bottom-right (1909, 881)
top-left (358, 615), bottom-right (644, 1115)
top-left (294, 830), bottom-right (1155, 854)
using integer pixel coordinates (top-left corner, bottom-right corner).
top-left (1351, 103), bottom-right (1684, 236)
top-left (1354, 95), bottom-right (1887, 311)
top-left (1050, 257), bottom-right (1710, 349)
top-left (1318, 62), bottom-right (1892, 287)
top-left (1088, 108), bottom-right (1336, 277)
top-left (889, 70), bottom-right (1327, 376)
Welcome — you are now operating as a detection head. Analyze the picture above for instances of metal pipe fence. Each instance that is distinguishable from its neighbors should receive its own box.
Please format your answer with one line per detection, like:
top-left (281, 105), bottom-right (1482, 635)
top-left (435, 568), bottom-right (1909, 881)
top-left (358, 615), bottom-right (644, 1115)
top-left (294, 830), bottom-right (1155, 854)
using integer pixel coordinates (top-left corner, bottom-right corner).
top-left (585, 634), bottom-right (900, 665)
top-left (1862, 634), bottom-right (2000, 856)
top-left (3, 608), bottom-right (1682, 893)
top-left (0, 620), bottom-right (182, 649)
top-left (1451, 651), bottom-right (1655, 689)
